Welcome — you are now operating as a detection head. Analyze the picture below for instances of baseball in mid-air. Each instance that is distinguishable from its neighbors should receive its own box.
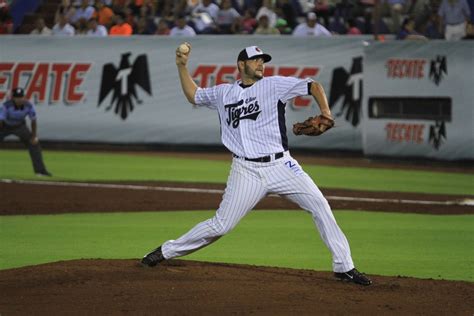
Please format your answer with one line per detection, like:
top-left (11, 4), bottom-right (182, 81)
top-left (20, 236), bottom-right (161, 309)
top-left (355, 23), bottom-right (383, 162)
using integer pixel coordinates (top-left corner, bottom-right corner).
top-left (178, 43), bottom-right (190, 54)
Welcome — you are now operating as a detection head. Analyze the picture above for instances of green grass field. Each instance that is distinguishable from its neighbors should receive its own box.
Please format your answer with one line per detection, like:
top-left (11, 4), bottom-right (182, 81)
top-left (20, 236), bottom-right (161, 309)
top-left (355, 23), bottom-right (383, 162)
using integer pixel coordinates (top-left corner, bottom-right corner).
top-left (1, 149), bottom-right (473, 195)
top-left (1, 149), bottom-right (473, 282)
top-left (1, 211), bottom-right (472, 281)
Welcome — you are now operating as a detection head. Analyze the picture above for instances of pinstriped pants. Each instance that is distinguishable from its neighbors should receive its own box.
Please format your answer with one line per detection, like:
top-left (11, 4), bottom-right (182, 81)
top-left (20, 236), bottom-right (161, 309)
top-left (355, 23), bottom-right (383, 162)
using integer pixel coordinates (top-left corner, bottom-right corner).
top-left (162, 152), bottom-right (355, 273)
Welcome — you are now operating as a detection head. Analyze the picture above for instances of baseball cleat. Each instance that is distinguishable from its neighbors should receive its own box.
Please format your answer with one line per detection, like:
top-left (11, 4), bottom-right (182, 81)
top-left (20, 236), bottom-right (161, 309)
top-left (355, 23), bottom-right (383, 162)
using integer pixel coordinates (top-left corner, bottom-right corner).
top-left (141, 246), bottom-right (165, 267)
top-left (334, 268), bottom-right (372, 286)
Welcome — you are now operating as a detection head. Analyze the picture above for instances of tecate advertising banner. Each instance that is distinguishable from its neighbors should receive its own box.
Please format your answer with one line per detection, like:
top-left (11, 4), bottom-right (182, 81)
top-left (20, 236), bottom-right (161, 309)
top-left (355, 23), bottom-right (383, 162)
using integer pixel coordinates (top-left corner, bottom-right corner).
top-left (362, 41), bottom-right (474, 160)
top-left (0, 36), bottom-right (366, 150)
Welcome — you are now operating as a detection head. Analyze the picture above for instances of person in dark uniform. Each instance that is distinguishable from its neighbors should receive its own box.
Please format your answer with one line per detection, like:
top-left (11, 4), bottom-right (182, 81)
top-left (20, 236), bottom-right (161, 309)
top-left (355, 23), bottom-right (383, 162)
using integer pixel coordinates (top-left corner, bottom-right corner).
top-left (0, 87), bottom-right (52, 176)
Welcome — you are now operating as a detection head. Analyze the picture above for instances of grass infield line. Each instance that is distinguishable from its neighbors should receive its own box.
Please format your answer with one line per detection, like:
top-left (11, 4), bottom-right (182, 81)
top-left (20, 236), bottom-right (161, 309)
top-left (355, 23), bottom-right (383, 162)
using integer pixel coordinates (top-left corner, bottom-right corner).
top-left (2, 179), bottom-right (473, 207)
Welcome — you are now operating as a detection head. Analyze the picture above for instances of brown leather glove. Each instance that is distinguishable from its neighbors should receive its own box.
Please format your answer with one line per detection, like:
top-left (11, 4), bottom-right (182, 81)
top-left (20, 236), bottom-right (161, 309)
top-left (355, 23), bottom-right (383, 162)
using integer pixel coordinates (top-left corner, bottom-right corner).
top-left (293, 114), bottom-right (335, 136)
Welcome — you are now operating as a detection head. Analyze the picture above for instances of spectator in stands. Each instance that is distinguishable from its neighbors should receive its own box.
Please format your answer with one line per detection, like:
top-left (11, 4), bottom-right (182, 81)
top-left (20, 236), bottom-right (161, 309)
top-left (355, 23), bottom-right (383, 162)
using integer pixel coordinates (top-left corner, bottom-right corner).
top-left (94, 1), bottom-right (114, 29)
top-left (72, 0), bottom-right (94, 5)
top-left (134, 17), bottom-right (153, 34)
top-left (240, 0), bottom-right (261, 13)
top-left (155, 18), bottom-right (171, 35)
top-left (52, 14), bottom-right (76, 35)
top-left (346, 18), bottom-right (362, 34)
top-left (55, 0), bottom-right (76, 24)
top-left (239, 8), bottom-right (258, 34)
top-left (135, 3), bottom-right (157, 34)
top-left (155, 0), bottom-right (176, 26)
top-left (192, 0), bottom-right (219, 34)
top-left (438, 0), bottom-right (471, 40)
top-left (275, 0), bottom-right (298, 29)
top-left (412, 0), bottom-right (439, 31)
top-left (30, 17), bottom-right (52, 35)
top-left (462, 21), bottom-right (474, 39)
top-left (216, 0), bottom-right (241, 34)
top-left (186, 0), bottom-right (200, 11)
top-left (86, 17), bottom-right (108, 36)
top-left (123, 7), bottom-right (137, 29)
top-left (0, 1), bottom-right (13, 34)
top-left (170, 14), bottom-right (197, 36)
top-left (423, 12), bottom-right (444, 39)
top-left (313, 0), bottom-right (334, 28)
top-left (292, 12), bottom-right (331, 36)
top-left (134, 0), bottom-right (157, 18)
top-left (296, 0), bottom-right (316, 15)
top-left (396, 17), bottom-right (428, 39)
top-left (75, 17), bottom-right (89, 34)
top-left (231, 16), bottom-right (244, 34)
top-left (275, 17), bottom-right (293, 34)
top-left (257, 0), bottom-right (277, 27)
top-left (174, 0), bottom-right (189, 17)
top-left (71, 0), bottom-right (96, 26)
top-left (381, 0), bottom-right (407, 33)
top-left (109, 12), bottom-right (133, 36)
top-left (254, 14), bottom-right (280, 34)
top-left (111, 0), bottom-right (128, 12)
top-left (328, 15), bottom-right (347, 33)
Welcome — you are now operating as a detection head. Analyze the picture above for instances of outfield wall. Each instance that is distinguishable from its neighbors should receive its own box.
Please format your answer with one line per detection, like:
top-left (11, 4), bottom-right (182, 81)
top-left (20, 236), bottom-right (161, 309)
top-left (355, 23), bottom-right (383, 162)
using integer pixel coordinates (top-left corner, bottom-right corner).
top-left (363, 41), bottom-right (474, 160)
top-left (0, 36), bottom-right (472, 159)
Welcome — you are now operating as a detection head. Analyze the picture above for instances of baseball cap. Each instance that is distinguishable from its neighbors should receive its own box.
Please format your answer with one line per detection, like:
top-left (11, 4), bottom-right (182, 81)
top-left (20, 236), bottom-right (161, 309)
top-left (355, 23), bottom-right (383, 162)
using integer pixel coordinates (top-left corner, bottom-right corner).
top-left (307, 12), bottom-right (317, 20)
top-left (12, 87), bottom-right (25, 98)
top-left (276, 18), bottom-right (288, 27)
top-left (237, 46), bottom-right (272, 63)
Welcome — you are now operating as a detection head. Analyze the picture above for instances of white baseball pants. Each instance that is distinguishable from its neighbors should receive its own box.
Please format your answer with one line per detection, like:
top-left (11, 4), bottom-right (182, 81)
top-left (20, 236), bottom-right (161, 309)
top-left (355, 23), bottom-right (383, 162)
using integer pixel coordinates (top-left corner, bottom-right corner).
top-left (161, 152), bottom-right (355, 273)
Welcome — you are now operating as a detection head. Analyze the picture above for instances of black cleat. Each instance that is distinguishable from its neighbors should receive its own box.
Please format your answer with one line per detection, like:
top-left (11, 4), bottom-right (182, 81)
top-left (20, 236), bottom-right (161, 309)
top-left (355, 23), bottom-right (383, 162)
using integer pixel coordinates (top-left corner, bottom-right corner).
top-left (141, 246), bottom-right (165, 267)
top-left (334, 268), bottom-right (372, 286)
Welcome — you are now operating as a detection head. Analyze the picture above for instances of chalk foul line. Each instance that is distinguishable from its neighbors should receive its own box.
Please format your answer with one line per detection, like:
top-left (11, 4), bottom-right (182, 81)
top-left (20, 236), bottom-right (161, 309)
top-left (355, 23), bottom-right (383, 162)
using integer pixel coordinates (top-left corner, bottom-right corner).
top-left (1, 179), bottom-right (473, 207)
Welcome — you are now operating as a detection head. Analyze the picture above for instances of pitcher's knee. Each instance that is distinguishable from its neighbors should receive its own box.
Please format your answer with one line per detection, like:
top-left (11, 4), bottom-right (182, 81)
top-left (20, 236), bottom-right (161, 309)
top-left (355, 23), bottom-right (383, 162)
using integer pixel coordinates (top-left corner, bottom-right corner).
top-left (305, 196), bottom-right (332, 215)
top-left (210, 216), bottom-right (235, 236)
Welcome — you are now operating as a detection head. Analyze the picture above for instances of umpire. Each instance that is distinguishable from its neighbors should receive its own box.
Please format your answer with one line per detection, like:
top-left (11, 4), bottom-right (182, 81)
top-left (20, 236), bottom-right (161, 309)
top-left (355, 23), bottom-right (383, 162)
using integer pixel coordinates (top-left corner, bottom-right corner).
top-left (0, 87), bottom-right (52, 176)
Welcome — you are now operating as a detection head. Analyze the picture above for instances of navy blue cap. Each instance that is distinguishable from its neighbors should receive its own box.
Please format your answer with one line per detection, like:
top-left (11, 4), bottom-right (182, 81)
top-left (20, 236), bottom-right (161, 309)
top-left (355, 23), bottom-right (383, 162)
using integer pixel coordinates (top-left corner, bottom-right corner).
top-left (12, 87), bottom-right (25, 98)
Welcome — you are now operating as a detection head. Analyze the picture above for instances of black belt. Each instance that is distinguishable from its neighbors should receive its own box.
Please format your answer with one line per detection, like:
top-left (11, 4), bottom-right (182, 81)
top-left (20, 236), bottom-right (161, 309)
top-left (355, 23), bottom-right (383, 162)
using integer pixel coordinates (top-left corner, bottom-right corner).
top-left (233, 152), bottom-right (284, 163)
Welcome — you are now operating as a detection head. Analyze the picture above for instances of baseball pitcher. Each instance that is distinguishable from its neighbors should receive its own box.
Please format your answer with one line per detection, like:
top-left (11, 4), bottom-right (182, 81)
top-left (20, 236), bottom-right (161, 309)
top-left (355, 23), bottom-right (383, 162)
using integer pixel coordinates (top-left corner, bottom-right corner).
top-left (141, 43), bottom-right (371, 286)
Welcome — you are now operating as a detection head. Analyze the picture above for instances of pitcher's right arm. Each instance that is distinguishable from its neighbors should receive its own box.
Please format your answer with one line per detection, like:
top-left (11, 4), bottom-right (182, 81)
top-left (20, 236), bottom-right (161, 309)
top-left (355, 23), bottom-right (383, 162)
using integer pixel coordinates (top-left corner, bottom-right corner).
top-left (176, 42), bottom-right (198, 105)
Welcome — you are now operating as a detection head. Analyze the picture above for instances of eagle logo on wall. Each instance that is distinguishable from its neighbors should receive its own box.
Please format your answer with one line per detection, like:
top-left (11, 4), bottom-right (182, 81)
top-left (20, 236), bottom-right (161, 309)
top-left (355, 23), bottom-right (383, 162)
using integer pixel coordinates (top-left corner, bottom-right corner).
top-left (329, 56), bottom-right (363, 127)
top-left (428, 121), bottom-right (446, 150)
top-left (429, 56), bottom-right (447, 86)
top-left (98, 52), bottom-right (152, 120)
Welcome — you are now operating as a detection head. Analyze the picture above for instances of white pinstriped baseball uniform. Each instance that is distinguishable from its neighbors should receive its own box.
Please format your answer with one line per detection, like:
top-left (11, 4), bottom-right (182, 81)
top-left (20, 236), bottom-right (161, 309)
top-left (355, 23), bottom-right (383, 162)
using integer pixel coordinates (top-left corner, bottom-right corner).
top-left (161, 47), bottom-right (355, 273)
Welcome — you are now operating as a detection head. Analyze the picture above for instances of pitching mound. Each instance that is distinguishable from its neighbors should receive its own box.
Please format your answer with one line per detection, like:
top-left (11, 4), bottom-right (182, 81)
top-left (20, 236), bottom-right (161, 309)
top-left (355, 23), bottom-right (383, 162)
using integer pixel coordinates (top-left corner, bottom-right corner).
top-left (1, 259), bottom-right (473, 315)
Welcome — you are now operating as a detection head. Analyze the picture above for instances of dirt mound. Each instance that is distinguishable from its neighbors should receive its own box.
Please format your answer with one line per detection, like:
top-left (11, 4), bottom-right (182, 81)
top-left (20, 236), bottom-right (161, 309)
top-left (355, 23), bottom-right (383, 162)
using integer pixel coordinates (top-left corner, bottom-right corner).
top-left (1, 259), bottom-right (473, 315)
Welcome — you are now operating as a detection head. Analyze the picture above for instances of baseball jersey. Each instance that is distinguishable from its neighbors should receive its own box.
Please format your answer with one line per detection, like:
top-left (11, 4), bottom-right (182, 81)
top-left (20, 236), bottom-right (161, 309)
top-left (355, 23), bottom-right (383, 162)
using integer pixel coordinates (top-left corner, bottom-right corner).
top-left (195, 76), bottom-right (313, 158)
top-left (0, 100), bottom-right (37, 127)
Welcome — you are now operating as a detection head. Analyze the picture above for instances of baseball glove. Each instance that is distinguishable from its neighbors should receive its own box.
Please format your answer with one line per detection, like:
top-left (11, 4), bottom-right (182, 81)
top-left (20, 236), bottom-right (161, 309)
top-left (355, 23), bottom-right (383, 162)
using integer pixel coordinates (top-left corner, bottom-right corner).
top-left (293, 114), bottom-right (335, 136)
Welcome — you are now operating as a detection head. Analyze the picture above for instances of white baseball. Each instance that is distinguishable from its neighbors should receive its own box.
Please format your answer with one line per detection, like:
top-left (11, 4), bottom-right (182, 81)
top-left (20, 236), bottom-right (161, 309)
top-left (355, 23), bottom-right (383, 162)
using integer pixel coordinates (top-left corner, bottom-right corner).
top-left (178, 43), bottom-right (189, 54)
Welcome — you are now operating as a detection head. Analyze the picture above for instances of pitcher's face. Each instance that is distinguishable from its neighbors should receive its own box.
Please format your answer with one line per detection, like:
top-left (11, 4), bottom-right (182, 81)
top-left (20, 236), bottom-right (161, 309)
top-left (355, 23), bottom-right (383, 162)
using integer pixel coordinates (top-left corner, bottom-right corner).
top-left (242, 58), bottom-right (265, 81)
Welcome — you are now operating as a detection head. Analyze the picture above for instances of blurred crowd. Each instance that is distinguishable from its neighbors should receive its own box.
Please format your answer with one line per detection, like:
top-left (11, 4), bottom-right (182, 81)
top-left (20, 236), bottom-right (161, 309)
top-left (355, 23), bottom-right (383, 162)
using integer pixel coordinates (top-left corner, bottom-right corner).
top-left (0, 0), bottom-right (473, 40)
